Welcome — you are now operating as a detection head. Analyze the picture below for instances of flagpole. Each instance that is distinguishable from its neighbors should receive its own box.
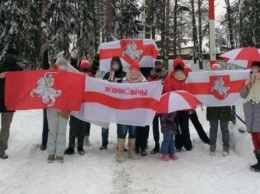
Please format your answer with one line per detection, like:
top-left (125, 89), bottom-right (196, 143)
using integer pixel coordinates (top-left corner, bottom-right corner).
top-left (209, 0), bottom-right (216, 67)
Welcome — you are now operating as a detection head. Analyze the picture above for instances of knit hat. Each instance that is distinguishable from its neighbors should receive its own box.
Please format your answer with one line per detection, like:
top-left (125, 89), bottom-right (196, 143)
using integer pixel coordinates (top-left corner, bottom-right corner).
top-left (130, 61), bottom-right (140, 70)
top-left (79, 58), bottom-right (91, 69)
top-left (211, 63), bottom-right (221, 70)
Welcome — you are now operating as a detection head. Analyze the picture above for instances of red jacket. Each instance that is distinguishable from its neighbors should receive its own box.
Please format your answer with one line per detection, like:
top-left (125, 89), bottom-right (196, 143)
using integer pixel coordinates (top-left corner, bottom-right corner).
top-left (164, 58), bottom-right (192, 92)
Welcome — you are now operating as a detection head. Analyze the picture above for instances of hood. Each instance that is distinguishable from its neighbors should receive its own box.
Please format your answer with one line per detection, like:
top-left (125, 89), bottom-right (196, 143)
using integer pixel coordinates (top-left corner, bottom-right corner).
top-left (4, 55), bottom-right (17, 69)
top-left (110, 56), bottom-right (123, 73)
top-left (173, 58), bottom-right (185, 68)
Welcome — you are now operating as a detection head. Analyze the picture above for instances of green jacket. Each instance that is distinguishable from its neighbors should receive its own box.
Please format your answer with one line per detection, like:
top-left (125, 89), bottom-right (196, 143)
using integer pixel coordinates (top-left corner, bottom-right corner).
top-left (206, 106), bottom-right (232, 121)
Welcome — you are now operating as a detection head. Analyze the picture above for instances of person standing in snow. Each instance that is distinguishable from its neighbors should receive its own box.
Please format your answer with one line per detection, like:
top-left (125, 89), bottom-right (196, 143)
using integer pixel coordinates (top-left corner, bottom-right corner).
top-left (0, 48), bottom-right (23, 159)
top-left (160, 112), bottom-right (178, 161)
top-left (65, 58), bottom-right (93, 156)
top-left (46, 57), bottom-right (71, 163)
top-left (240, 61), bottom-right (260, 172)
top-left (207, 63), bottom-right (232, 156)
top-left (116, 61), bottom-right (145, 163)
top-left (100, 56), bottom-right (126, 150)
top-left (40, 41), bottom-right (52, 151)
top-left (147, 61), bottom-right (168, 154)
top-left (164, 58), bottom-right (193, 151)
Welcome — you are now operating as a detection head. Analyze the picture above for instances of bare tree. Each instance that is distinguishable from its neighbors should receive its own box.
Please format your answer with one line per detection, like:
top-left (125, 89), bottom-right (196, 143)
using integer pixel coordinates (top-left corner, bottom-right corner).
top-left (225, 0), bottom-right (235, 49)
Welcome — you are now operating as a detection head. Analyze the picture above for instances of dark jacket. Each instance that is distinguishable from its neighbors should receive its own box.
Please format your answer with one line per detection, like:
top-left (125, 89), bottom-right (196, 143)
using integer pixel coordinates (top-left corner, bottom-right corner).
top-left (160, 112), bottom-right (177, 134)
top-left (103, 56), bottom-right (126, 83)
top-left (42, 50), bottom-right (50, 70)
top-left (0, 55), bottom-right (23, 112)
top-left (206, 106), bottom-right (232, 121)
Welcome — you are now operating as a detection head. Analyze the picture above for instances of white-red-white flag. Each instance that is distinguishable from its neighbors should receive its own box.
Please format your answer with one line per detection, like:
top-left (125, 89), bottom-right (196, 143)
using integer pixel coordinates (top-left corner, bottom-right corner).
top-left (72, 77), bottom-right (163, 126)
top-left (185, 70), bottom-right (250, 107)
top-left (99, 39), bottom-right (159, 72)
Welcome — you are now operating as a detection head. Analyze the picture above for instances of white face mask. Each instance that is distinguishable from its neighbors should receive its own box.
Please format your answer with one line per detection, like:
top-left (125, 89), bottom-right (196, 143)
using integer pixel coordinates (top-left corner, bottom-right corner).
top-left (252, 67), bottom-right (259, 74)
top-left (58, 65), bottom-right (67, 71)
top-left (112, 65), bottom-right (119, 71)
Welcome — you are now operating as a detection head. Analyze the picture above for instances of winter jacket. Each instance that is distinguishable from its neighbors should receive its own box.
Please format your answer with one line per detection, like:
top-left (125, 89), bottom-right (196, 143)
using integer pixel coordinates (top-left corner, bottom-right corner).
top-left (206, 106), bottom-right (232, 121)
top-left (164, 59), bottom-right (192, 92)
top-left (160, 112), bottom-right (177, 134)
top-left (103, 56), bottom-right (126, 83)
top-left (0, 56), bottom-right (23, 112)
top-left (42, 50), bottom-right (50, 70)
top-left (91, 54), bottom-right (100, 77)
top-left (240, 86), bottom-right (260, 133)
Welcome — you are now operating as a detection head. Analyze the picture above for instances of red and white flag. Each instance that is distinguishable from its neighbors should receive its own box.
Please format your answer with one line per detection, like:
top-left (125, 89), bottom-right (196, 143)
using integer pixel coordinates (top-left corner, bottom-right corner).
top-left (72, 77), bottom-right (163, 126)
top-left (5, 70), bottom-right (85, 111)
top-left (185, 70), bottom-right (250, 107)
top-left (99, 39), bottom-right (159, 72)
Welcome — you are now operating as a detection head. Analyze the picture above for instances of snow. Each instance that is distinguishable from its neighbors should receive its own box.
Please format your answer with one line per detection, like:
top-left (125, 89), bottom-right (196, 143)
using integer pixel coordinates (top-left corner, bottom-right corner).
top-left (0, 109), bottom-right (260, 194)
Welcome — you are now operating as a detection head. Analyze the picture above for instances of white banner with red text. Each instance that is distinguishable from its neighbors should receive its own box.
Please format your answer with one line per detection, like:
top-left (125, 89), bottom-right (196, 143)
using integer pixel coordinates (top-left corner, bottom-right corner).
top-left (72, 77), bottom-right (163, 126)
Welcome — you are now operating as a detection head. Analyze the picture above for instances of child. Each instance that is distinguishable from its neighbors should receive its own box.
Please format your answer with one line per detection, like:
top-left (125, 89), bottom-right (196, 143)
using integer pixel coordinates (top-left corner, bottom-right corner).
top-left (207, 63), bottom-right (232, 156)
top-left (240, 61), bottom-right (260, 172)
top-left (160, 112), bottom-right (178, 161)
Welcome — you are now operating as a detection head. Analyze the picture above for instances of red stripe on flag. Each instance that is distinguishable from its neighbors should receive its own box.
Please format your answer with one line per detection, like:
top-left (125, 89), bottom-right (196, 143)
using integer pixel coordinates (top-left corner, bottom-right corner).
top-left (83, 91), bottom-right (158, 111)
top-left (185, 80), bottom-right (245, 95)
top-left (100, 45), bottom-right (157, 60)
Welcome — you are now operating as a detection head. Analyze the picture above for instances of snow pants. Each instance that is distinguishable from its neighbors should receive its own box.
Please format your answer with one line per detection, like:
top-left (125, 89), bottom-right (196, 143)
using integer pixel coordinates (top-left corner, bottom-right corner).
top-left (209, 120), bottom-right (230, 147)
top-left (152, 115), bottom-right (160, 143)
top-left (0, 112), bottom-right (14, 154)
top-left (252, 132), bottom-right (260, 150)
top-left (69, 115), bottom-right (89, 148)
top-left (47, 109), bottom-right (68, 157)
top-left (136, 126), bottom-right (149, 151)
top-left (41, 109), bottom-right (49, 147)
top-left (175, 111), bottom-right (192, 150)
top-left (190, 111), bottom-right (210, 144)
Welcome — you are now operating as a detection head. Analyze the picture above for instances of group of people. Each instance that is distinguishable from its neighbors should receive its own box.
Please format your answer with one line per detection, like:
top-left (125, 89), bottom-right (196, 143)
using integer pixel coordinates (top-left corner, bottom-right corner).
top-left (0, 43), bottom-right (259, 173)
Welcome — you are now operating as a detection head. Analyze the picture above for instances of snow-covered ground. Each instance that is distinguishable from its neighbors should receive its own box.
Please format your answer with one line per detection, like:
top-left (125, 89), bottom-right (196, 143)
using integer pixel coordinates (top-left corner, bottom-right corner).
top-left (0, 109), bottom-right (259, 194)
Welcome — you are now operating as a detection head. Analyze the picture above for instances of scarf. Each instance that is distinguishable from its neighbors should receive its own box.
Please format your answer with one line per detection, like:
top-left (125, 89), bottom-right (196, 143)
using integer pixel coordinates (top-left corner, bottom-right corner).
top-left (126, 70), bottom-right (143, 83)
top-left (174, 71), bottom-right (186, 81)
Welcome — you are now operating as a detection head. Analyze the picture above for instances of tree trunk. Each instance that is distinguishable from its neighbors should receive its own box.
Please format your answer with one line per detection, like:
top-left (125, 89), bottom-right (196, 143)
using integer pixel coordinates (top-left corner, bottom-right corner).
top-left (165, 0), bottom-right (170, 67)
top-left (24, 0), bottom-right (32, 53)
top-left (198, 0), bottom-right (203, 69)
top-left (173, 0), bottom-right (178, 58)
top-left (191, 0), bottom-right (198, 64)
top-left (145, 0), bottom-right (151, 39)
top-left (161, 0), bottom-right (166, 66)
top-left (107, 0), bottom-right (113, 41)
top-left (225, 0), bottom-right (235, 49)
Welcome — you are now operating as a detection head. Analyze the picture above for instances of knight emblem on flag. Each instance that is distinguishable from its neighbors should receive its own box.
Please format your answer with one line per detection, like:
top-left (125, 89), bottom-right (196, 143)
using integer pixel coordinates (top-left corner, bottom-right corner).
top-left (122, 41), bottom-right (143, 61)
top-left (30, 72), bottom-right (62, 107)
top-left (210, 76), bottom-right (231, 100)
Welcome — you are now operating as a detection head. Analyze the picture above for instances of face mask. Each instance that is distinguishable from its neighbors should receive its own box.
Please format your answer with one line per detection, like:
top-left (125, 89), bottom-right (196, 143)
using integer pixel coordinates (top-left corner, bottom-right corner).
top-left (58, 65), bottom-right (67, 71)
top-left (251, 67), bottom-right (259, 74)
top-left (112, 65), bottom-right (120, 71)
top-left (155, 68), bottom-right (162, 73)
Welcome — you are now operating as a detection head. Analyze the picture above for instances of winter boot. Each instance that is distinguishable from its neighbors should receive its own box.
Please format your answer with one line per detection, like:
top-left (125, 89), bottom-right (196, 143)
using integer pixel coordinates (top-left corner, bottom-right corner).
top-left (64, 147), bottom-right (74, 155)
top-left (100, 145), bottom-right (108, 150)
top-left (56, 156), bottom-right (64, 163)
top-left (0, 153), bottom-right (8, 159)
top-left (250, 150), bottom-right (260, 172)
top-left (169, 154), bottom-right (178, 161)
top-left (128, 138), bottom-right (139, 160)
top-left (222, 146), bottom-right (230, 157)
top-left (85, 136), bottom-right (92, 147)
top-left (47, 155), bottom-right (55, 163)
top-left (40, 145), bottom-right (47, 151)
top-left (78, 146), bottom-right (85, 155)
top-left (209, 145), bottom-right (216, 156)
top-left (161, 155), bottom-right (170, 161)
top-left (117, 139), bottom-right (125, 163)
top-left (141, 150), bottom-right (147, 156)
top-left (151, 142), bottom-right (160, 154)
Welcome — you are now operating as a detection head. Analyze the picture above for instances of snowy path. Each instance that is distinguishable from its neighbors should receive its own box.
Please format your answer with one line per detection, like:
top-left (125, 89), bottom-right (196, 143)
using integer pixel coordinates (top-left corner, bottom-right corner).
top-left (0, 110), bottom-right (260, 194)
